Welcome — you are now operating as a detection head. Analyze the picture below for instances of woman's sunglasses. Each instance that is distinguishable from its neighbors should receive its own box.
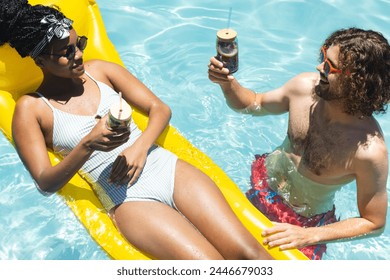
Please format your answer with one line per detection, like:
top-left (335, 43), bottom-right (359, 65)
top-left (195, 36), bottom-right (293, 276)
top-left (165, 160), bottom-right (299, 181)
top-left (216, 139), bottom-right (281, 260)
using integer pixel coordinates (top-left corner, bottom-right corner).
top-left (320, 46), bottom-right (342, 76)
top-left (42, 36), bottom-right (88, 60)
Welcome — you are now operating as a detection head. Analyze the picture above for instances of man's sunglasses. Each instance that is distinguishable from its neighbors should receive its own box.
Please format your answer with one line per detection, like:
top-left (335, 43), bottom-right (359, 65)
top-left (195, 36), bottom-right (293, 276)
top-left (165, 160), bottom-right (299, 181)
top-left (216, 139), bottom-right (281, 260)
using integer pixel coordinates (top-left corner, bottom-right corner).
top-left (320, 46), bottom-right (342, 76)
top-left (42, 36), bottom-right (88, 60)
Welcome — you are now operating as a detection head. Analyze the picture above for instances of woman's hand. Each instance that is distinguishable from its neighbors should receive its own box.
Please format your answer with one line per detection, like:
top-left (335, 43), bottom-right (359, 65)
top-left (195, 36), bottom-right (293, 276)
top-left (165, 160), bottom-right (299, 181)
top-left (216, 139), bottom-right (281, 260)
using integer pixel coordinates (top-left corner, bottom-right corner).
top-left (109, 141), bottom-right (148, 186)
top-left (262, 222), bottom-right (317, 250)
top-left (208, 56), bottom-right (235, 85)
top-left (84, 115), bottom-right (130, 152)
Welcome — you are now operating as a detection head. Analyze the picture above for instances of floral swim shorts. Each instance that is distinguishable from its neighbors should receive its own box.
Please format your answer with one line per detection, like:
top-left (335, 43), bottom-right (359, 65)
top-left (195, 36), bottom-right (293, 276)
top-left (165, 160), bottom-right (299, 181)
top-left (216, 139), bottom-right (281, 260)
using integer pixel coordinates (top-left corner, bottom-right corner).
top-left (246, 154), bottom-right (338, 260)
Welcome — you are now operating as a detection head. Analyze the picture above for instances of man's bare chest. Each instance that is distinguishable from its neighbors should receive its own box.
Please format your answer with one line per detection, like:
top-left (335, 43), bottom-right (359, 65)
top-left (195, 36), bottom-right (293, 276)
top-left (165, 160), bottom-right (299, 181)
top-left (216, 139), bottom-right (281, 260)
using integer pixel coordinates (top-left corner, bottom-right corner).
top-left (287, 111), bottom-right (355, 177)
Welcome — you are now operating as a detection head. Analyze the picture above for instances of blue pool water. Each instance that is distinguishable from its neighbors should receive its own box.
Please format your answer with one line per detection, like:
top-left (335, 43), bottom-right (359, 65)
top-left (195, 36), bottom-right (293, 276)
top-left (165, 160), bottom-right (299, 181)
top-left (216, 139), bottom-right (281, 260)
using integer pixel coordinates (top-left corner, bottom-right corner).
top-left (1, 0), bottom-right (389, 260)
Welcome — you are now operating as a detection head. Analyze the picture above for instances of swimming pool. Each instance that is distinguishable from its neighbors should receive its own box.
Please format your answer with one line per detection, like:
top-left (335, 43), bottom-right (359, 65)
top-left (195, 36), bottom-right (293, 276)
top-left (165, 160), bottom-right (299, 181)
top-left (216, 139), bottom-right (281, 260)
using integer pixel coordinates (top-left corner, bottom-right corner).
top-left (0, 0), bottom-right (389, 260)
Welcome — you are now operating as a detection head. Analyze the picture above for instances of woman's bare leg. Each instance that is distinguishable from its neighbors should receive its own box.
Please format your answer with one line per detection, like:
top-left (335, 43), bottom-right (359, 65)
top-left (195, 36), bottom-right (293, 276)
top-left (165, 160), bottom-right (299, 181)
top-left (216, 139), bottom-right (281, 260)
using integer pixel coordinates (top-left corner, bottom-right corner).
top-left (173, 159), bottom-right (273, 260)
top-left (113, 201), bottom-right (224, 260)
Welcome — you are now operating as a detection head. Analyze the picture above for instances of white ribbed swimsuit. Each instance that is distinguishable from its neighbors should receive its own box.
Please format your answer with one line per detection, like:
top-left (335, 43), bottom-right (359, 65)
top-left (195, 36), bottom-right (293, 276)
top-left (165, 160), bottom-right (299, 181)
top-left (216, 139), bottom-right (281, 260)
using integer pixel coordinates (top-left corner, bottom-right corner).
top-left (38, 72), bottom-right (178, 211)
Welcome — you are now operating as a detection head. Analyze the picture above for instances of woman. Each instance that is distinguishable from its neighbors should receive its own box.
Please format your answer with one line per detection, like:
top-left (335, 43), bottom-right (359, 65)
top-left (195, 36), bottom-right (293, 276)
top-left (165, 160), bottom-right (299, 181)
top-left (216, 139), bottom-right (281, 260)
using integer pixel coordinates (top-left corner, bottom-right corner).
top-left (0, 0), bottom-right (272, 259)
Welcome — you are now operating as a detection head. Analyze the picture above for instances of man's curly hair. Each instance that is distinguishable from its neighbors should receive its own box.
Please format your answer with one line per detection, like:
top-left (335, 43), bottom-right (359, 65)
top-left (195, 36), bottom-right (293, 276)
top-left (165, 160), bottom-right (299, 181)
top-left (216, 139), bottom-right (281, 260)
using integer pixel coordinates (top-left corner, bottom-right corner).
top-left (322, 28), bottom-right (390, 116)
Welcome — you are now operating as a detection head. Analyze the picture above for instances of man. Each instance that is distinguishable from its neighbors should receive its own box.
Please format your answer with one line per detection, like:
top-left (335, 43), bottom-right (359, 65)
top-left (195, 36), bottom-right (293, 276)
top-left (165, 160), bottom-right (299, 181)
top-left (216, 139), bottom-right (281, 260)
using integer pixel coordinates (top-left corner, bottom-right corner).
top-left (208, 27), bottom-right (389, 259)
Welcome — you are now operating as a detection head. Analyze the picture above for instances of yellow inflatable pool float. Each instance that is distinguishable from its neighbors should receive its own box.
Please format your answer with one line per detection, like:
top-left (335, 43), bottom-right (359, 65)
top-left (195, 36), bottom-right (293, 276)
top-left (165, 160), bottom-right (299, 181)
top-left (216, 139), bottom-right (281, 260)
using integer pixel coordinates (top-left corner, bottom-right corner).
top-left (0, 0), bottom-right (307, 260)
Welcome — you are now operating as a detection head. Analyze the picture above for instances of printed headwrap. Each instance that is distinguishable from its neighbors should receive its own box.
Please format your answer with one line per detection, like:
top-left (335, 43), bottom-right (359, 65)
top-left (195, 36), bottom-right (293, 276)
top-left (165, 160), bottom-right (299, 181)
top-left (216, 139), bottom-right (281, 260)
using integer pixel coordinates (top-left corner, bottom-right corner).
top-left (30, 14), bottom-right (73, 59)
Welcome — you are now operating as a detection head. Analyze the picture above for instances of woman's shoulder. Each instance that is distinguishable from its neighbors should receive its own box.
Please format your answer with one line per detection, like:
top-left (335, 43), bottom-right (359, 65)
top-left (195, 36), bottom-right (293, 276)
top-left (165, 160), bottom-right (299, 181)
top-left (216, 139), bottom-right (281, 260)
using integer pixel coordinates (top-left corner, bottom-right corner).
top-left (16, 93), bottom-right (42, 108)
top-left (84, 59), bottom-right (125, 80)
top-left (84, 59), bottom-right (123, 72)
top-left (13, 93), bottom-right (46, 129)
top-left (84, 59), bottom-right (109, 66)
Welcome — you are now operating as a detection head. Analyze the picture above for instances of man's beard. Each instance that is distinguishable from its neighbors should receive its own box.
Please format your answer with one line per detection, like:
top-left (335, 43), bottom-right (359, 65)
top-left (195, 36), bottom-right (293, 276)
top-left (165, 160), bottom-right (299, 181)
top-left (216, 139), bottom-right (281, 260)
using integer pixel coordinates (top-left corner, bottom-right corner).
top-left (315, 79), bottom-right (344, 101)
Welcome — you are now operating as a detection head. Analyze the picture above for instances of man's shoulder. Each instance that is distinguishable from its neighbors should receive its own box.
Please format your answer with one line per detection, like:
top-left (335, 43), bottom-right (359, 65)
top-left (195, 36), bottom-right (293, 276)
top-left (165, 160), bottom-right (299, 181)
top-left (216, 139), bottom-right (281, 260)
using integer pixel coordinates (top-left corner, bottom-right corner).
top-left (290, 72), bottom-right (318, 87)
top-left (354, 122), bottom-right (388, 165)
top-left (285, 72), bottom-right (318, 98)
top-left (295, 72), bottom-right (318, 79)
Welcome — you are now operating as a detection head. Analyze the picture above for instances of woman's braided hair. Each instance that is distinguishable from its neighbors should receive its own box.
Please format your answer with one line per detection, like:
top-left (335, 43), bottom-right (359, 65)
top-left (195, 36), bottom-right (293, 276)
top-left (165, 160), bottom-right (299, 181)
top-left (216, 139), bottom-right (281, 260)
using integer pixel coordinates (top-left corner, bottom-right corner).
top-left (0, 0), bottom-right (66, 57)
top-left (323, 28), bottom-right (390, 116)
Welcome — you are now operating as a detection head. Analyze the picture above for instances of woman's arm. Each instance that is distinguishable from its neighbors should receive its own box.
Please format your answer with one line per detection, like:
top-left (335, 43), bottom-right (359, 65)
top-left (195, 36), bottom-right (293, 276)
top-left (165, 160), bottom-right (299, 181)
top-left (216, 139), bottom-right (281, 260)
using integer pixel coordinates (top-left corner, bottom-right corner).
top-left (85, 60), bottom-right (171, 185)
top-left (12, 95), bottom-right (129, 192)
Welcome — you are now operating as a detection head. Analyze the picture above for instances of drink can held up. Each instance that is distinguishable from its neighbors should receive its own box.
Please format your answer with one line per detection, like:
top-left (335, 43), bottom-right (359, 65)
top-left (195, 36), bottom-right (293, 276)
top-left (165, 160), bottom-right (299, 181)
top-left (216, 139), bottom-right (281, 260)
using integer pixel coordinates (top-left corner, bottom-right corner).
top-left (107, 100), bottom-right (132, 129)
top-left (216, 28), bottom-right (238, 73)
